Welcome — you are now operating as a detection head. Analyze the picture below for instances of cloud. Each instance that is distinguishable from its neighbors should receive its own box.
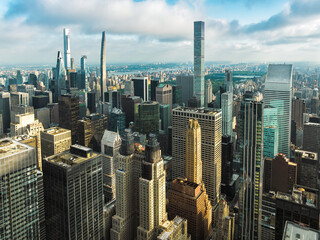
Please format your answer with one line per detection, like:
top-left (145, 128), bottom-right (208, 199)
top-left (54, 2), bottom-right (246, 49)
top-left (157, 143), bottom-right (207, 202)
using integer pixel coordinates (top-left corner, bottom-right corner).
top-left (4, 0), bottom-right (204, 40)
top-left (2, 0), bottom-right (320, 64)
top-left (244, 0), bottom-right (320, 33)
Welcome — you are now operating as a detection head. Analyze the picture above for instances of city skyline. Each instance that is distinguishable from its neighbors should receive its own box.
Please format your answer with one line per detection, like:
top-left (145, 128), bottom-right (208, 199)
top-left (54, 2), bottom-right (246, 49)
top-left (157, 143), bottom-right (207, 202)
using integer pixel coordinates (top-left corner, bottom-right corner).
top-left (1, 0), bottom-right (320, 65)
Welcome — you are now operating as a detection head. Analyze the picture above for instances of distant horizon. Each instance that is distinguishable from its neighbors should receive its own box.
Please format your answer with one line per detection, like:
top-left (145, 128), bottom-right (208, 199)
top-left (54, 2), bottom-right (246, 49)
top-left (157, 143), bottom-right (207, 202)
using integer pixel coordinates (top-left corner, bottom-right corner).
top-left (0, 61), bottom-right (320, 68)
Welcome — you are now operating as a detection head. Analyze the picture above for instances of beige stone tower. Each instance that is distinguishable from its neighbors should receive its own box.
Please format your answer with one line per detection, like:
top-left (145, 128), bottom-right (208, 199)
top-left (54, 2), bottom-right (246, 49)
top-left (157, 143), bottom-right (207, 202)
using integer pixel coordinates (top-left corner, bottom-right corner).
top-left (186, 119), bottom-right (202, 184)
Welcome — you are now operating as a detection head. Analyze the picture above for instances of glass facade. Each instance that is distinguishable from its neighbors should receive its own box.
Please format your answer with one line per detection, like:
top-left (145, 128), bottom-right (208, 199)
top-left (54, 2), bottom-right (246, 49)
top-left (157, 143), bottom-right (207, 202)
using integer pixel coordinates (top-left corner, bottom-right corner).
top-left (0, 139), bottom-right (40, 240)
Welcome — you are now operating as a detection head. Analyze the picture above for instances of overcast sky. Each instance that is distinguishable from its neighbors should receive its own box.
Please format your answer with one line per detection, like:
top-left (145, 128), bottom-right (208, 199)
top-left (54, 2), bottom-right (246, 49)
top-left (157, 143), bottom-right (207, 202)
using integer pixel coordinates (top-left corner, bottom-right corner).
top-left (1, 0), bottom-right (320, 65)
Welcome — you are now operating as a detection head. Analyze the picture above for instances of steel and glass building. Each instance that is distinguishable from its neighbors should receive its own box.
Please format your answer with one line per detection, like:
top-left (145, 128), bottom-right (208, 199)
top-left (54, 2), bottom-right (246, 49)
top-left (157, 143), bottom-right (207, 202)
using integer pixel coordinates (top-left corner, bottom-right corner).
top-left (194, 21), bottom-right (205, 106)
top-left (54, 51), bottom-right (66, 102)
top-left (176, 75), bottom-right (193, 104)
top-left (132, 77), bottom-right (149, 101)
top-left (237, 92), bottom-right (263, 240)
top-left (134, 101), bottom-right (160, 135)
top-left (264, 64), bottom-right (293, 156)
top-left (63, 28), bottom-right (71, 70)
top-left (263, 106), bottom-right (279, 158)
top-left (0, 92), bottom-right (11, 133)
top-left (101, 31), bottom-right (107, 102)
top-left (0, 139), bottom-right (40, 239)
top-left (221, 92), bottom-right (233, 136)
top-left (108, 108), bottom-right (126, 136)
top-left (43, 145), bottom-right (104, 240)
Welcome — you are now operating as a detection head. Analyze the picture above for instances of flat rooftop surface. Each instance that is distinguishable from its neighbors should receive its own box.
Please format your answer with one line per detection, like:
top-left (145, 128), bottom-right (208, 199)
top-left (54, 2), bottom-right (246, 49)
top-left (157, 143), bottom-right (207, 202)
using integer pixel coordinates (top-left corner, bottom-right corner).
top-left (0, 139), bottom-right (30, 159)
top-left (283, 221), bottom-right (319, 240)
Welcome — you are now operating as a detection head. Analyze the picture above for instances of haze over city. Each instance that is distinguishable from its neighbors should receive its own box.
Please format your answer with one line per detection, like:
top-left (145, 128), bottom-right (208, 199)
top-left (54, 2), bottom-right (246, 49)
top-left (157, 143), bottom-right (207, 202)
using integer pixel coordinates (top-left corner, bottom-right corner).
top-left (1, 0), bottom-right (320, 64)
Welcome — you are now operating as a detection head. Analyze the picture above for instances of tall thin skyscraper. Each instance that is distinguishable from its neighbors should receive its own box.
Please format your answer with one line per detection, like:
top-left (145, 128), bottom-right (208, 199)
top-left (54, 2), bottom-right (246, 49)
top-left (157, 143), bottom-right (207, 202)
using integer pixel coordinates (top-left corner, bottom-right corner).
top-left (205, 79), bottom-right (213, 107)
top-left (238, 92), bottom-right (263, 240)
top-left (221, 92), bottom-right (233, 136)
top-left (101, 31), bottom-right (107, 102)
top-left (264, 64), bottom-right (293, 156)
top-left (54, 51), bottom-right (66, 102)
top-left (63, 28), bottom-right (71, 70)
top-left (194, 21), bottom-right (205, 107)
top-left (225, 69), bottom-right (233, 94)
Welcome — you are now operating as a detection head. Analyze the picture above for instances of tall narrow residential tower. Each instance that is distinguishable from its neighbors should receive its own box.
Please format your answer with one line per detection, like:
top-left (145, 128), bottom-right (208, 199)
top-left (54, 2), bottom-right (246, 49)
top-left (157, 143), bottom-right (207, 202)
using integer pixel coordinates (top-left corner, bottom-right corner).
top-left (63, 28), bottom-right (71, 70)
top-left (101, 31), bottom-right (107, 102)
top-left (264, 64), bottom-right (293, 156)
top-left (194, 21), bottom-right (205, 107)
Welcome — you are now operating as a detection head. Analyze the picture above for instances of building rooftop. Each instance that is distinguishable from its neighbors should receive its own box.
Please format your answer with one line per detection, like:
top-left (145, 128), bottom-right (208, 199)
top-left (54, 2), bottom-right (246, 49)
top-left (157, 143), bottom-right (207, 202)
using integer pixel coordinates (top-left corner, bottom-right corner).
top-left (282, 221), bottom-right (319, 240)
top-left (158, 216), bottom-right (187, 240)
top-left (295, 150), bottom-right (318, 161)
top-left (42, 127), bottom-right (71, 135)
top-left (276, 185), bottom-right (318, 209)
top-left (173, 106), bottom-right (221, 115)
top-left (0, 138), bottom-right (31, 159)
top-left (44, 145), bottom-right (97, 168)
top-left (266, 64), bottom-right (292, 84)
top-left (101, 130), bottom-right (121, 148)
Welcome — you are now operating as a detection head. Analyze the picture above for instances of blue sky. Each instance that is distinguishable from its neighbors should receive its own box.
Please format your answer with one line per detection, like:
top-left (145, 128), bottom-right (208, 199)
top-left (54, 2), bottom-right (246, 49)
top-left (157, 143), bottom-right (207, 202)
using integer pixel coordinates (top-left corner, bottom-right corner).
top-left (1, 0), bottom-right (320, 65)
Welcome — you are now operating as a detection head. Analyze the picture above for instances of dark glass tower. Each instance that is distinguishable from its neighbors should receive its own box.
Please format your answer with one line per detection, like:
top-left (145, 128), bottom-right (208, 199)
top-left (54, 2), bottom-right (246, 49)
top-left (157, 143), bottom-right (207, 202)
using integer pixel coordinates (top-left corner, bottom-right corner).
top-left (237, 92), bottom-right (264, 240)
top-left (43, 145), bottom-right (104, 240)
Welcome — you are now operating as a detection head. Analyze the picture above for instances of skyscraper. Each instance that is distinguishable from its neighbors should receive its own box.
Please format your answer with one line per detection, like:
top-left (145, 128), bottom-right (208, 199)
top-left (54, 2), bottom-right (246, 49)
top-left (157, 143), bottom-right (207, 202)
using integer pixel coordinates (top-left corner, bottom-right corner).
top-left (0, 92), bottom-right (11, 133)
top-left (263, 154), bottom-right (297, 194)
top-left (168, 120), bottom-right (212, 240)
top-left (263, 105), bottom-right (279, 158)
top-left (134, 101), bottom-right (160, 135)
top-left (194, 21), bottom-right (205, 106)
top-left (225, 69), bottom-right (233, 94)
top-left (137, 135), bottom-right (167, 240)
top-left (101, 31), bottom-right (107, 102)
top-left (186, 119), bottom-right (202, 184)
top-left (156, 84), bottom-right (172, 109)
top-left (132, 77), bottom-right (149, 101)
top-left (221, 92), bottom-right (233, 136)
top-left (110, 131), bottom-right (137, 239)
top-left (205, 79), bottom-right (213, 107)
top-left (0, 139), bottom-right (40, 239)
top-left (176, 75), bottom-right (193, 104)
top-left (58, 94), bottom-right (80, 143)
top-left (109, 108), bottom-right (126, 136)
top-left (40, 127), bottom-right (71, 158)
top-left (172, 107), bottom-right (222, 207)
top-left (101, 129), bottom-right (121, 203)
top-left (264, 64), bottom-right (293, 156)
top-left (54, 51), bottom-right (66, 102)
top-left (237, 93), bottom-right (263, 240)
top-left (43, 145), bottom-right (104, 240)
top-left (80, 55), bottom-right (88, 90)
top-left (63, 28), bottom-right (71, 70)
